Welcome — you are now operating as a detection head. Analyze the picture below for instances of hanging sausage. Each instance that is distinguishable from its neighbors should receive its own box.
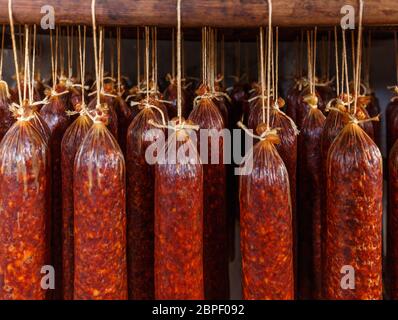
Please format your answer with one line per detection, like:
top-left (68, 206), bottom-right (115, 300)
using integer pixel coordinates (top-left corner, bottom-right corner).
top-left (325, 119), bottom-right (382, 299)
top-left (40, 89), bottom-right (70, 299)
top-left (388, 140), bottom-right (398, 299)
top-left (73, 107), bottom-right (127, 300)
top-left (126, 105), bottom-right (164, 300)
top-left (240, 128), bottom-right (294, 300)
top-left (155, 3), bottom-right (204, 299)
top-left (126, 26), bottom-right (168, 300)
top-left (0, 103), bottom-right (50, 300)
top-left (297, 97), bottom-right (325, 300)
top-left (188, 93), bottom-right (229, 299)
top-left (61, 109), bottom-right (91, 300)
top-left (60, 26), bottom-right (92, 300)
top-left (387, 90), bottom-right (398, 156)
top-left (73, 4), bottom-right (127, 300)
top-left (241, 17), bottom-right (294, 300)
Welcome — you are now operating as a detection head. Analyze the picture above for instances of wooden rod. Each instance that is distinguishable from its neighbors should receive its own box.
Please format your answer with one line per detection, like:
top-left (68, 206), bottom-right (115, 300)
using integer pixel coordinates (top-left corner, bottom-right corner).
top-left (1, 0), bottom-right (398, 27)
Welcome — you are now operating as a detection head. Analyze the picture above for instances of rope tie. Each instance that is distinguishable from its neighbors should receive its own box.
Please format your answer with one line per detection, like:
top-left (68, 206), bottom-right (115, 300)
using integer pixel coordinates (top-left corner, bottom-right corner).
top-left (237, 121), bottom-right (280, 142)
top-left (148, 118), bottom-right (199, 132)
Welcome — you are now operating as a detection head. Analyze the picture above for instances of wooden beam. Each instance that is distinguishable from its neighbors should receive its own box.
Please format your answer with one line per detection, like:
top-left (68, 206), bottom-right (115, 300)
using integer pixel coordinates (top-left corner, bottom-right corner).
top-left (0, 0), bottom-right (397, 27)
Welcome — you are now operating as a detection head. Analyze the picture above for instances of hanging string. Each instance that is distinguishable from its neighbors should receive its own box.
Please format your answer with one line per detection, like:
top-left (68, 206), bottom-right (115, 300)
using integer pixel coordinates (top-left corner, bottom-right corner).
top-left (176, 0), bottom-right (182, 122)
top-left (334, 26), bottom-right (340, 97)
top-left (154, 27), bottom-right (158, 92)
top-left (351, 30), bottom-right (356, 88)
top-left (259, 27), bottom-right (266, 124)
top-left (265, 0), bottom-right (273, 130)
top-left (22, 25), bottom-right (29, 102)
top-left (214, 29), bottom-right (218, 85)
top-left (60, 27), bottom-right (65, 78)
top-left (117, 27), bottom-right (121, 95)
top-left (110, 31), bottom-right (115, 81)
top-left (91, 0), bottom-right (100, 107)
top-left (18, 24), bottom-right (22, 72)
top-left (67, 26), bottom-right (73, 80)
top-left (313, 27), bottom-right (317, 95)
top-left (145, 26), bottom-right (150, 101)
top-left (30, 25), bottom-right (37, 104)
top-left (307, 31), bottom-right (313, 95)
top-left (271, 27), bottom-right (275, 99)
top-left (275, 26), bottom-right (279, 100)
top-left (353, 0), bottom-right (364, 115)
top-left (8, 0), bottom-right (22, 106)
top-left (210, 28), bottom-right (215, 93)
top-left (151, 27), bottom-right (155, 91)
top-left (100, 27), bottom-right (105, 94)
top-left (77, 25), bottom-right (87, 109)
top-left (342, 29), bottom-right (350, 107)
top-left (0, 24), bottom-right (5, 80)
top-left (26, 26), bottom-right (32, 103)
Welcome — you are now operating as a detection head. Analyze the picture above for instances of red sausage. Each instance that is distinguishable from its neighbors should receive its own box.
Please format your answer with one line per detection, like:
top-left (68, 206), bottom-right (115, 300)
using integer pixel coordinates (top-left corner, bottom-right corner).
top-left (73, 112), bottom-right (127, 300)
top-left (155, 128), bottom-right (204, 299)
top-left (240, 131), bottom-right (294, 300)
top-left (188, 96), bottom-right (229, 300)
top-left (0, 105), bottom-right (50, 300)
top-left (325, 122), bottom-right (382, 300)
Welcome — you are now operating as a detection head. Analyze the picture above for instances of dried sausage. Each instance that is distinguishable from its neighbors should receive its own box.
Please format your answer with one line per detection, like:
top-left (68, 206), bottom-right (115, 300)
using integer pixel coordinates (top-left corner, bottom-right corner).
top-left (0, 105), bottom-right (50, 300)
top-left (73, 109), bottom-right (127, 300)
top-left (40, 92), bottom-right (71, 298)
top-left (188, 97), bottom-right (229, 300)
top-left (387, 98), bottom-right (398, 156)
top-left (240, 131), bottom-right (294, 300)
top-left (126, 106), bottom-right (163, 300)
top-left (60, 112), bottom-right (92, 300)
top-left (388, 140), bottom-right (398, 299)
top-left (155, 126), bottom-right (204, 299)
top-left (320, 101), bottom-right (346, 296)
top-left (325, 122), bottom-right (383, 299)
top-left (297, 104), bottom-right (325, 299)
